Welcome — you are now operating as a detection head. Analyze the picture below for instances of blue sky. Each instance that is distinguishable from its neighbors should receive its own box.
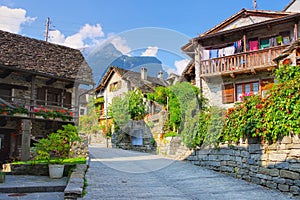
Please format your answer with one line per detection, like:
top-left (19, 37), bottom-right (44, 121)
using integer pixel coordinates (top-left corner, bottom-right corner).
top-left (0, 0), bottom-right (292, 79)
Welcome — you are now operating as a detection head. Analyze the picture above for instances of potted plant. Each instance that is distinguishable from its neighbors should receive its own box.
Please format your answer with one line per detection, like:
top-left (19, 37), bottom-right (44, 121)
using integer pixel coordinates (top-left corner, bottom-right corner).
top-left (0, 170), bottom-right (5, 183)
top-left (34, 124), bottom-right (81, 178)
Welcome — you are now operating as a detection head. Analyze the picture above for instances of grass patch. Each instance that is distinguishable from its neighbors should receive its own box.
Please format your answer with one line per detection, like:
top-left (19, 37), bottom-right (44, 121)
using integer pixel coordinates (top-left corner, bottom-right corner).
top-left (12, 157), bottom-right (86, 165)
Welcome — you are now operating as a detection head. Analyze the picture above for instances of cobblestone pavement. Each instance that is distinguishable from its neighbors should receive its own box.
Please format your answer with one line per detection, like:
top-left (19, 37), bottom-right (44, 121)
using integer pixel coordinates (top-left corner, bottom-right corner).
top-left (81, 145), bottom-right (296, 200)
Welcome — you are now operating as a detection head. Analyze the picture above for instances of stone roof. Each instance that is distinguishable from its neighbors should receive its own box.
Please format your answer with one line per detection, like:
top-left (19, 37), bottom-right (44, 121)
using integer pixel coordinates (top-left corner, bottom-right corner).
top-left (0, 30), bottom-right (93, 84)
top-left (96, 66), bottom-right (168, 93)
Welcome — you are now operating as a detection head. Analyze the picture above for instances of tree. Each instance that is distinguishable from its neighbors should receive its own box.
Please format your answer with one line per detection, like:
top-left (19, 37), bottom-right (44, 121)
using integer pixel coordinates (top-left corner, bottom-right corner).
top-left (109, 89), bottom-right (146, 127)
top-left (78, 97), bottom-right (101, 135)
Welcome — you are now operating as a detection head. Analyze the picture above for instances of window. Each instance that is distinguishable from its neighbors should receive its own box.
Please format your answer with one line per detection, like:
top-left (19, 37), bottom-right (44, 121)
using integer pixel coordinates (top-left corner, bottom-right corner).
top-left (80, 108), bottom-right (85, 116)
top-left (222, 79), bottom-right (274, 104)
top-left (0, 88), bottom-right (11, 101)
top-left (47, 88), bottom-right (61, 106)
top-left (37, 87), bottom-right (72, 108)
top-left (236, 82), bottom-right (259, 101)
top-left (109, 81), bottom-right (121, 92)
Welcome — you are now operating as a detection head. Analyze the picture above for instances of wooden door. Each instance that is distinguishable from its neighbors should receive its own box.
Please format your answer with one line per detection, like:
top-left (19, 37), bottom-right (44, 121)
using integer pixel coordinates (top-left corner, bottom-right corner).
top-left (0, 130), bottom-right (11, 163)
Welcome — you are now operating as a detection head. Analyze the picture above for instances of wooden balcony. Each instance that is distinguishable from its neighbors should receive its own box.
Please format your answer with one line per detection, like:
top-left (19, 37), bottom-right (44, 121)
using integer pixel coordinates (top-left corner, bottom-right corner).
top-left (0, 95), bottom-right (77, 122)
top-left (200, 45), bottom-right (288, 77)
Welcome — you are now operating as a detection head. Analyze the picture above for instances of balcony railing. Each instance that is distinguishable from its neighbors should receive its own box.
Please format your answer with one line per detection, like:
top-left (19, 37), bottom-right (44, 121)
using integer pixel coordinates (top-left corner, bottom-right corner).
top-left (0, 95), bottom-right (77, 122)
top-left (200, 45), bottom-right (288, 77)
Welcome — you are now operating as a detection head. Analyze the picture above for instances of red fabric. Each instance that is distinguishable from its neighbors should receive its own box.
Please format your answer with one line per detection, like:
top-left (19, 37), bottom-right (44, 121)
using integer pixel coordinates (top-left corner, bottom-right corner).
top-left (249, 40), bottom-right (258, 50)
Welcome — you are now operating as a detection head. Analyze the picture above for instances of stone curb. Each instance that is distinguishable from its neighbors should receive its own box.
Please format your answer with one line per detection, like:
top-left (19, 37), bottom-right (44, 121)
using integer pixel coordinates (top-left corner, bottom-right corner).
top-left (64, 164), bottom-right (87, 200)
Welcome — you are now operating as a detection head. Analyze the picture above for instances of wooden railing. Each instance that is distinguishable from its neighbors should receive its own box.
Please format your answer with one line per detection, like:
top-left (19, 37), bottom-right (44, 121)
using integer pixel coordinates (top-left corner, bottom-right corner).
top-left (200, 45), bottom-right (288, 76)
top-left (0, 94), bottom-right (77, 122)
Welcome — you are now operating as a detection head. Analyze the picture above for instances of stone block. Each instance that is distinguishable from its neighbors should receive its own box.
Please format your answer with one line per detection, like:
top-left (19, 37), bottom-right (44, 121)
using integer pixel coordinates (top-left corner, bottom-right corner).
top-left (260, 154), bottom-right (268, 161)
top-left (289, 163), bottom-right (300, 173)
top-left (286, 144), bottom-right (300, 149)
top-left (294, 180), bottom-right (300, 187)
top-left (258, 167), bottom-right (269, 175)
top-left (290, 186), bottom-right (300, 195)
top-left (273, 177), bottom-right (286, 184)
top-left (250, 154), bottom-right (261, 161)
top-left (280, 170), bottom-right (300, 180)
top-left (268, 153), bottom-right (287, 162)
top-left (278, 184), bottom-right (290, 192)
top-left (256, 173), bottom-right (268, 180)
top-left (251, 177), bottom-right (261, 185)
top-left (240, 151), bottom-right (250, 158)
top-left (247, 159), bottom-right (256, 165)
top-left (275, 162), bottom-right (289, 170)
top-left (292, 134), bottom-right (300, 144)
top-left (289, 149), bottom-right (300, 157)
top-left (235, 156), bottom-right (242, 163)
top-left (250, 166), bottom-right (259, 172)
top-left (248, 144), bottom-right (262, 153)
top-left (269, 168), bottom-right (280, 177)
top-left (266, 181), bottom-right (277, 190)
top-left (281, 136), bottom-right (292, 144)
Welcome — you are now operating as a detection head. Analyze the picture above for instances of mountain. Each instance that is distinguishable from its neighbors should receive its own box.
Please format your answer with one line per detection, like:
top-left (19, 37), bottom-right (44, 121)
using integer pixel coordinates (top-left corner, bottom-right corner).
top-left (85, 43), bottom-right (123, 84)
top-left (85, 43), bottom-right (167, 85)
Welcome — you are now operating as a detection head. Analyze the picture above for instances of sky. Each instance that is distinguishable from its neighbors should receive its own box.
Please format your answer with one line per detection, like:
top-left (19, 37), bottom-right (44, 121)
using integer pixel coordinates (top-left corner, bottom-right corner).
top-left (0, 0), bottom-right (292, 81)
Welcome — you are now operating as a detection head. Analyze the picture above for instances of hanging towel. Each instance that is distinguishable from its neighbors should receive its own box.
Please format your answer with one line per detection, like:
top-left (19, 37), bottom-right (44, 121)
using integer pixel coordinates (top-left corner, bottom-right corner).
top-left (260, 38), bottom-right (269, 49)
top-left (249, 40), bottom-right (259, 51)
top-left (202, 49), bottom-right (210, 60)
top-left (224, 45), bottom-right (235, 56)
top-left (276, 35), bottom-right (283, 45)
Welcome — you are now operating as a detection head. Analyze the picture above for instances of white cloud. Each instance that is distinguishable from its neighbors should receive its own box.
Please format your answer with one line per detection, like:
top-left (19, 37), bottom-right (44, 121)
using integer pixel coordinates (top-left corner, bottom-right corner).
top-left (174, 59), bottom-right (190, 75)
top-left (141, 46), bottom-right (158, 57)
top-left (110, 36), bottom-right (131, 55)
top-left (0, 6), bottom-right (36, 33)
top-left (49, 23), bottom-right (104, 49)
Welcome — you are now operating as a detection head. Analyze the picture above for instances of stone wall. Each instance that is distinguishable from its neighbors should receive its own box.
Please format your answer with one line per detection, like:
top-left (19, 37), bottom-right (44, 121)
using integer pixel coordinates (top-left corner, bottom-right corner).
top-left (71, 132), bottom-right (89, 158)
top-left (159, 135), bottom-right (300, 197)
top-left (157, 136), bottom-right (192, 160)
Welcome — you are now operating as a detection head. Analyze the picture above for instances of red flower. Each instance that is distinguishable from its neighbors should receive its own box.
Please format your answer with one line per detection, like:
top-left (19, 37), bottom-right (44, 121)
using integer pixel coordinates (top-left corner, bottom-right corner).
top-left (2, 111), bottom-right (7, 115)
top-left (256, 104), bottom-right (262, 109)
top-left (1, 103), bottom-right (5, 107)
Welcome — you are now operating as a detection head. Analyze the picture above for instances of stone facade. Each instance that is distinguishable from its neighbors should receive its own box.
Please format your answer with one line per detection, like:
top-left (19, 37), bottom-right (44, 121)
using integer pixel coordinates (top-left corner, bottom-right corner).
top-left (159, 135), bottom-right (300, 197)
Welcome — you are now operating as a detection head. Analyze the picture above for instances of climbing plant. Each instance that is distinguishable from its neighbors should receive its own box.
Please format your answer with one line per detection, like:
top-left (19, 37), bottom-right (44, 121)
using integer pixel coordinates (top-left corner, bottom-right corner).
top-left (222, 65), bottom-right (300, 143)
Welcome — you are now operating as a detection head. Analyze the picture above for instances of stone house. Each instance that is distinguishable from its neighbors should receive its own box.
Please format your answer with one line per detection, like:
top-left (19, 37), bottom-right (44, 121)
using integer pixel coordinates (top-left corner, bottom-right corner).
top-left (0, 30), bottom-right (93, 163)
top-left (95, 66), bottom-right (167, 151)
top-left (182, 2), bottom-right (300, 109)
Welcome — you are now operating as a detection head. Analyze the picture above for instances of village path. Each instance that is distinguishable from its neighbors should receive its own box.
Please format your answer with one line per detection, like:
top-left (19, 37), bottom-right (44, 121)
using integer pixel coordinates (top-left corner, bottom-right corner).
top-left (80, 144), bottom-right (295, 200)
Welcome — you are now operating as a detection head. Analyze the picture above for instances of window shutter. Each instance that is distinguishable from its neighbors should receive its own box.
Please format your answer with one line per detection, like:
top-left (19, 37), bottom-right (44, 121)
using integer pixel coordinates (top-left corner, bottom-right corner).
top-left (36, 88), bottom-right (45, 105)
top-left (222, 83), bottom-right (234, 104)
top-left (63, 92), bottom-right (72, 108)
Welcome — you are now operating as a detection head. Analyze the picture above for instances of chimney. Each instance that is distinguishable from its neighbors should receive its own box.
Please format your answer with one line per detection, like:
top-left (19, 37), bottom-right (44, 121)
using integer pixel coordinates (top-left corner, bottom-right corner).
top-left (157, 71), bottom-right (164, 80)
top-left (141, 67), bottom-right (147, 80)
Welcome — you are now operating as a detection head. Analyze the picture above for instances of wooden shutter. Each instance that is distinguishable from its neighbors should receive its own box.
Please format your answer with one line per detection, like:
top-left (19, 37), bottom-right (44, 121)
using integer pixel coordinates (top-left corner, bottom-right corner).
top-left (36, 88), bottom-right (45, 105)
top-left (63, 92), bottom-right (72, 108)
top-left (222, 83), bottom-right (234, 104)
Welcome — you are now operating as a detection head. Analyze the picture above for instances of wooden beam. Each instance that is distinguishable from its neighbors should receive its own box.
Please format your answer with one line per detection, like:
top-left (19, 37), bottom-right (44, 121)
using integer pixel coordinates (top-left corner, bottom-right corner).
top-left (0, 70), bottom-right (12, 78)
top-left (46, 78), bottom-right (58, 85)
top-left (65, 83), bottom-right (74, 89)
top-left (230, 73), bottom-right (235, 79)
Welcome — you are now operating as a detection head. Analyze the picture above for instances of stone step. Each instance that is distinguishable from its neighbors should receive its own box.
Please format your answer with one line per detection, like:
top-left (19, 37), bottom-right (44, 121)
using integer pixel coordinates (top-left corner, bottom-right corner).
top-left (0, 175), bottom-right (67, 193)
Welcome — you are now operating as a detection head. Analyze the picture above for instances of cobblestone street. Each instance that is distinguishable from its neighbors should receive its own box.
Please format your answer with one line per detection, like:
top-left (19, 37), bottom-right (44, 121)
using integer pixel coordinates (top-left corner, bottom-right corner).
top-left (80, 145), bottom-right (295, 200)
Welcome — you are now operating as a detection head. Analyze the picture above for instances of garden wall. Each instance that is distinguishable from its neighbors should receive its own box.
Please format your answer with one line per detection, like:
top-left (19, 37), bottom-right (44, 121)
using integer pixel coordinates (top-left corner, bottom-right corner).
top-left (158, 135), bottom-right (300, 197)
